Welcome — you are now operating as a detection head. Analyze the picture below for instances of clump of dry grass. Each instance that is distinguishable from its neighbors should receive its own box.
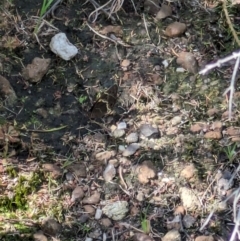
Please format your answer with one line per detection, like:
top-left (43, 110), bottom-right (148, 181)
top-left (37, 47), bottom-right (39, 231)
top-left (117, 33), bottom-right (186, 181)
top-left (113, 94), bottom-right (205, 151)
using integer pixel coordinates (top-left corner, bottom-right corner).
top-left (87, 0), bottom-right (136, 22)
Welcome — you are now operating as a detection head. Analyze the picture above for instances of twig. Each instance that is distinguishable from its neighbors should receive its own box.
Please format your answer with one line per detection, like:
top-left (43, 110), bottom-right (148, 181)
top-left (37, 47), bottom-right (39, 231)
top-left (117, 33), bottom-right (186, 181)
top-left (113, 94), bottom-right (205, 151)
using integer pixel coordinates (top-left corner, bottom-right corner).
top-left (222, 0), bottom-right (240, 47)
top-left (223, 55), bottom-right (240, 119)
top-left (199, 50), bottom-right (240, 75)
top-left (88, 0), bottom-right (116, 22)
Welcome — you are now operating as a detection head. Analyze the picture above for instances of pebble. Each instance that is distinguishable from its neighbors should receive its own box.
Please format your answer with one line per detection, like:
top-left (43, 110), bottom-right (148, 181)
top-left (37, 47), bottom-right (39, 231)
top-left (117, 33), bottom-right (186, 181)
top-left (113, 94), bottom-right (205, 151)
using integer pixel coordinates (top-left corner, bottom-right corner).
top-left (102, 201), bottom-right (129, 220)
top-left (156, 4), bottom-right (172, 19)
top-left (117, 121), bottom-right (127, 129)
top-left (22, 57), bottom-right (51, 82)
top-left (113, 129), bottom-right (125, 138)
top-left (103, 163), bottom-right (116, 182)
top-left (83, 205), bottom-right (96, 216)
top-left (0, 75), bottom-right (17, 106)
top-left (176, 52), bottom-right (198, 74)
top-left (122, 143), bottom-right (140, 156)
top-left (82, 191), bottom-right (100, 204)
top-left (180, 187), bottom-right (200, 211)
top-left (126, 132), bottom-right (139, 143)
top-left (136, 161), bottom-right (157, 184)
top-left (165, 22), bottom-right (187, 37)
top-left (162, 229), bottom-right (181, 241)
top-left (71, 186), bottom-right (84, 202)
top-left (171, 116), bottom-right (182, 126)
top-left (95, 208), bottom-right (103, 220)
top-left (183, 214), bottom-right (196, 228)
top-left (204, 131), bottom-right (222, 139)
top-left (180, 164), bottom-right (197, 180)
top-left (139, 124), bottom-right (159, 138)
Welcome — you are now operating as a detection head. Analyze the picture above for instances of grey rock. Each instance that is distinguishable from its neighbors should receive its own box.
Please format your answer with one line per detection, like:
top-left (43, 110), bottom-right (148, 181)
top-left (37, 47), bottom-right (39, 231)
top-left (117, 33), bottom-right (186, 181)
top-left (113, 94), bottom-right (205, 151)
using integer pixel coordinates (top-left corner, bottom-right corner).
top-left (139, 124), bottom-right (159, 138)
top-left (126, 132), bottom-right (138, 143)
top-left (122, 143), bottom-right (140, 156)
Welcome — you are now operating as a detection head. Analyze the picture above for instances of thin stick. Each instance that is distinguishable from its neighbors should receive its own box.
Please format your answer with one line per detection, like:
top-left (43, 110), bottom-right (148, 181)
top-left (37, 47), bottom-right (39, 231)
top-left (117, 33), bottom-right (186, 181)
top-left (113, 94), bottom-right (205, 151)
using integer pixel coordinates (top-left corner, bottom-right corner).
top-left (222, 0), bottom-right (240, 46)
top-left (223, 56), bottom-right (240, 119)
top-left (199, 50), bottom-right (240, 75)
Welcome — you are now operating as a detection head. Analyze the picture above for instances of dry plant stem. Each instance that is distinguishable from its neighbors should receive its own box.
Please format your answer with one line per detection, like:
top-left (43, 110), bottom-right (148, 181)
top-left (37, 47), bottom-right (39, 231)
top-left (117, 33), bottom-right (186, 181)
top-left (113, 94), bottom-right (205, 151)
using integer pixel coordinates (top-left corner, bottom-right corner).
top-left (142, 14), bottom-right (151, 41)
top-left (223, 55), bottom-right (240, 119)
top-left (230, 188), bottom-right (240, 241)
top-left (88, 0), bottom-right (116, 22)
top-left (199, 209), bottom-right (215, 231)
top-left (86, 22), bottom-right (130, 47)
top-left (222, 0), bottom-right (240, 46)
top-left (199, 50), bottom-right (240, 75)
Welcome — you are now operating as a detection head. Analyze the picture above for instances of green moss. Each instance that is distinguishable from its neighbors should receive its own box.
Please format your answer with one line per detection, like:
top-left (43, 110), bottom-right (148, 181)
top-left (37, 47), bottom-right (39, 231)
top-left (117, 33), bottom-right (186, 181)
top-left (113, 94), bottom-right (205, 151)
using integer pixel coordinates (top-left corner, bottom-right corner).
top-left (6, 166), bottom-right (18, 178)
top-left (0, 172), bottom-right (43, 212)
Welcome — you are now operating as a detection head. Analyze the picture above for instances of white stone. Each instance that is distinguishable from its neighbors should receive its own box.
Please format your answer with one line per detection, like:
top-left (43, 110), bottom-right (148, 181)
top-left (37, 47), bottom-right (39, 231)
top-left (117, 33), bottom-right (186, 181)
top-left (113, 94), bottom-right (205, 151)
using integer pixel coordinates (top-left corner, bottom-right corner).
top-left (94, 208), bottom-right (103, 220)
top-left (50, 33), bottom-right (78, 61)
top-left (117, 122), bottom-right (127, 130)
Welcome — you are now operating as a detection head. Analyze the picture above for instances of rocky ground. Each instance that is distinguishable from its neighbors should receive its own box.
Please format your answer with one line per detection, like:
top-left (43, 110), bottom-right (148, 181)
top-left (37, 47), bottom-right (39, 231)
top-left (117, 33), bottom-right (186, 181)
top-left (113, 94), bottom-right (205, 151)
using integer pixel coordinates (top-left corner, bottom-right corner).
top-left (0, 0), bottom-right (240, 240)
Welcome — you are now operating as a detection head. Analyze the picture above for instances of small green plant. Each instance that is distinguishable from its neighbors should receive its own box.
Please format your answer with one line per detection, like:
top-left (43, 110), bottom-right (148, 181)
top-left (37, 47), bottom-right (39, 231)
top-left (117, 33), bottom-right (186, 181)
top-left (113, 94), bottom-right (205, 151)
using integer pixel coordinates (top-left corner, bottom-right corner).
top-left (140, 204), bottom-right (151, 234)
top-left (78, 95), bottom-right (88, 104)
top-left (34, 0), bottom-right (54, 34)
top-left (39, 0), bottom-right (55, 17)
top-left (224, 143), bottom-right (237, 162)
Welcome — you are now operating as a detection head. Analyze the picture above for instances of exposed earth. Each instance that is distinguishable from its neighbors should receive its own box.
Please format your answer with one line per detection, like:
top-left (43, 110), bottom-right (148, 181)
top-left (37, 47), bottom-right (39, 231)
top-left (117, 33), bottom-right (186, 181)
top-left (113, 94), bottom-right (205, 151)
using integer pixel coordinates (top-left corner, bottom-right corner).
top-left (0, 0), bottom-right (240, 240)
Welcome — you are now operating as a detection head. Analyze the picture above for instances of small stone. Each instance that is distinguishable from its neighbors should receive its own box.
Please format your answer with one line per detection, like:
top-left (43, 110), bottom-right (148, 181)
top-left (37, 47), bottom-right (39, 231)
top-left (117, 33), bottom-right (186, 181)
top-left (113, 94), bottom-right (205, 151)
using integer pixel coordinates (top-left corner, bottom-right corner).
top-left (122, 143), bottom-right (140, 156)
top-left (133, 233), bottom-right (154, 241)
top-left (136, 161), bottom-right (157, 184)
top-left (165, 22), bottom-right (187, 37)
top-left (195, 236), bottom-right (214, 241)
top-left (42, 218), bottom-right (62, 236)
top-left (144, 0), bottom-right (160, 15)
top-left (204, 131), bottom-right (222, 139)
top-left (71, 186), bottom-right (84, 202)
top-left (176, 52), bottom-right (198, 74)
top-left (180, 164), bottom-right (197, 180)
top-left (117, 122), bottom-right (127, 129)
top-left (121, 59), bottom-right (131, 67)
top-left (0, 75), bottom-right (17, 106)
top-left (180, 187), bottom-right (200, 211)
top-left (226, 126), bottom-right (240, 136)
top-left (95, 150), bottom-right (116, 162)
top-left (22, 57), bottom-right (51, 82)
top-left (102, 201), bottom-right (129, 220)
top-left (33, 231), bottom-right (48, 241)
top-left (190, 123), bottom-right (208, 133)
top-left (171, 116), bottom-right (182, 126)
top-left (101, 218), bottom-right (112, 228)
top-left (42, 163), bottom-right (61, 178)
top-left (78, 214), bottom-right (89, 223)
top-left (211, 121), bottom-right (222, 130)
top-left (156, 4), bottom-right (172, 19)
top-left (207, 108), bottom-right (219, 116)
top-left (183, 214), bottom-right (196, 228)
top-left (113, 129), bottom-right (125, 138)
top-left (67, 163), bottom-right (87, 178)
top-left (82, 191), bottom-right (101, 204)
top-left (35, 108), bottom-right (48, 118)
top-left (139, 124), bottom-right (159, 138)
top-left (83, 205), bottom-right (95, 216)
top-left (126, 133), bottom-right (139, 143)
top-left (162, 229), bottom-right (181, 241)
top-left (174, 206), bottom-right (185, 216)
top-left (50, 33), bottom-right (78, 61)
top-left (103, 163), bottom-right (116, 182)
top-left (95, 208), bottom-right (103, 220)
top-left (217, 178), bottom-right (233, 197)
